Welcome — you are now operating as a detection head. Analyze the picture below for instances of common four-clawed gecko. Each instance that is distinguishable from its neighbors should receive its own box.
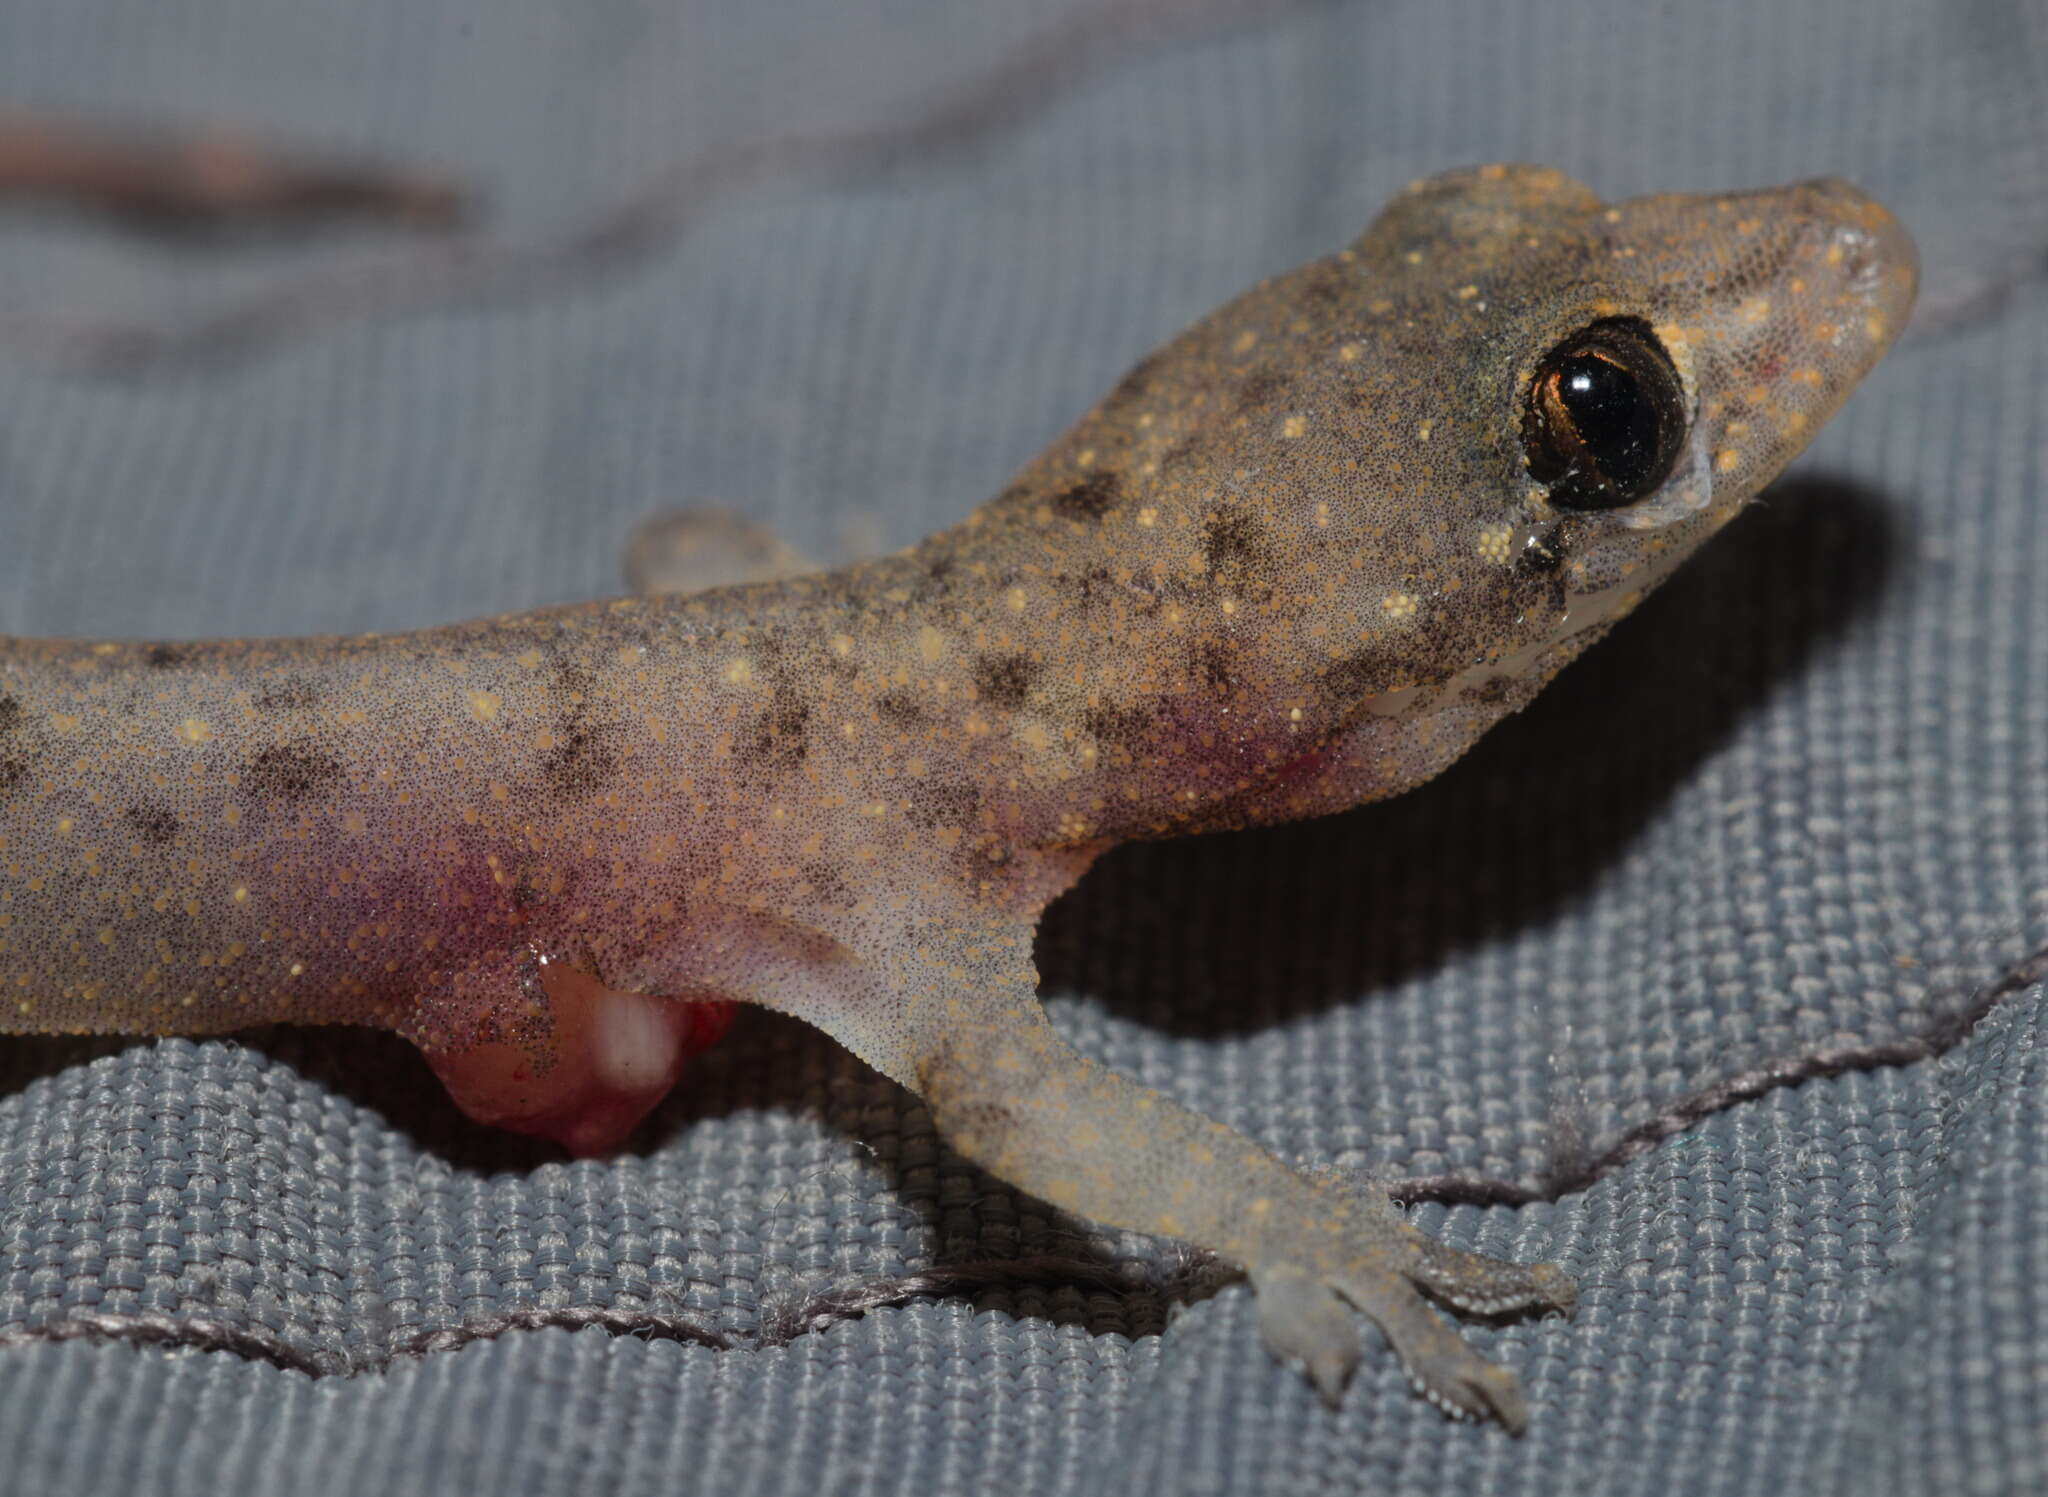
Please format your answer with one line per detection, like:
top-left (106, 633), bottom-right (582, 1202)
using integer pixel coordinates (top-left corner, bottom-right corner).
top-left (0, 166), bottom-right (1915, 1429)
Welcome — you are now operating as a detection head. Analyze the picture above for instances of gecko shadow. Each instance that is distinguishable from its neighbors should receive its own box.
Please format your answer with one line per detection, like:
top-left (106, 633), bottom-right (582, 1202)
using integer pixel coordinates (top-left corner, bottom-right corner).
top-left (1036, 473), bottom-right (1905, 1038)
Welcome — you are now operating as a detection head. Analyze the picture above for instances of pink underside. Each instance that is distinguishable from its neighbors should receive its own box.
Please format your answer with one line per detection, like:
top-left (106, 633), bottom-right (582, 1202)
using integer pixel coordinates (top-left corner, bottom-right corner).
top-left (421, 961), bottom-right (735, 1157)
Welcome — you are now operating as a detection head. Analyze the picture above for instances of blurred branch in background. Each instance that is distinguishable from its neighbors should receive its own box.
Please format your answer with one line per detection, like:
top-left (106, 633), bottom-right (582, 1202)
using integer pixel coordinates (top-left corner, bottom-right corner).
top-left (0, 115), bottom-right (467, 233)
top-left (0, 0), bottom-right (1307, 374)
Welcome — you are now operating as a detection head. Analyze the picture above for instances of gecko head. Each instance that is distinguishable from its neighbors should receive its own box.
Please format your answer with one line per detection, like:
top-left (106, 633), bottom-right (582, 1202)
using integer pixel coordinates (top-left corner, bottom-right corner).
top-left (1235, 165), bottom-right (1919, 742)
top-left (968, 166), bottom-right (1914, 828)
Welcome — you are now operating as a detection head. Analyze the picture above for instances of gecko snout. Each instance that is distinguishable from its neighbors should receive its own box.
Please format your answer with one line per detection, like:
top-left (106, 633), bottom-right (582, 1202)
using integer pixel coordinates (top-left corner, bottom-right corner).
top-left (1674, 177), bottom-right (1917, 498)
top-left (1792, 176), bottom-right (1919, 315)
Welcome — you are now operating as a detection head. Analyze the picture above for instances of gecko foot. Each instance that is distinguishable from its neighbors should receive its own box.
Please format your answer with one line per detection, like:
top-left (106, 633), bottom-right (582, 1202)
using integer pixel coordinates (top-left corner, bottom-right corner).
top-left (1252, 1214), bottom-right (1571, 1432)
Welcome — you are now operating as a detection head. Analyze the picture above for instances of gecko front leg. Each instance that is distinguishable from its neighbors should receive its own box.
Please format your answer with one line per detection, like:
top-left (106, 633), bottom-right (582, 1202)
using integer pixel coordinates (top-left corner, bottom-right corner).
top-left (796, 905), bottom-right (1572, 1430)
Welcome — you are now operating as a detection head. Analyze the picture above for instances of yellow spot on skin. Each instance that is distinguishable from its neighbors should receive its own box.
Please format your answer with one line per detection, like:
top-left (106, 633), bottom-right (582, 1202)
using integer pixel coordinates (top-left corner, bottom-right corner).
top-left (175, 719), bottom-right (212, 746)
top-left (55, 816), bottom-right (74, 837)
top-left (465, 689), bottom-right (502, 723)
top-left (1288, 707), bottom-right (1303, 722)
top-left (1231, 329), bottom-right (1258, 354)
top-left (1314, 502), bottom-right (1331, 528)
top-left (1007, 587), bottom-right (1029, 612)
top-left (1416, 419), bottom-right (1434, 442)
top-left (1455, 284), bottom-right (1479, 300)
top-left (232, 886), bottom-right (249, 903)
top-left (1738, 296), bottom-right (1771, 325)
top-left (1017, 721), bottom-right (1053, 752)
top-left (724, 658), bottom-right (754, 686)
top-left (516, 648), bottom-right (544, 669)
top-left (1337, 342), bottom-right (1362, 363)
top-left (1075, 448), bottom-right (1096, 468)
top-left (917, 625), bottom-right (947, 664)
top-left (1714, 448), bottom-right (1741, 474)
top-left (1866, 314), bottom-right (1887, 341)
top-left (1219, 597), bottom-right (1238, 615)
top-left (830, 634), bottom-right (855, 658)
top-left (1381, 591), bottom-right (1419, 620)
top-left (1280, 415), bottom-right (1307, 439)
top-left (51, 713), bottom-right (80, 734)
top-left (341, 811), bottom-right (367, 835)
top-left (1136, 507), bottom-right (1158, 528)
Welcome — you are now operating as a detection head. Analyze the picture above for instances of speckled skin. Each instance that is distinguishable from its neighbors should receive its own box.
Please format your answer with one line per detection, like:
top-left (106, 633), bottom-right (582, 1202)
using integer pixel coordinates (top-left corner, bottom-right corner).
top-left (0, 167), bottom-right (1914, 1428)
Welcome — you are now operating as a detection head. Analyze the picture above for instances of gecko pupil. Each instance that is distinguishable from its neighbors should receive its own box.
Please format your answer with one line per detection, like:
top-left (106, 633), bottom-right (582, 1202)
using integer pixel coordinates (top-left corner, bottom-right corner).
top-left (1521, 318), bottom-right (1686, 509)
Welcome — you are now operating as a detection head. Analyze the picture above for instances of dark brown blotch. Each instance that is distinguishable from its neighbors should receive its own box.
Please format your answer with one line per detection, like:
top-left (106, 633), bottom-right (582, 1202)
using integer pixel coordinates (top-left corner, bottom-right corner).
top-left (1081, 700), bottom-right (1153, 751)
top-left (971, 652), bottom-right (1040, 710)
top-left (253, 677), bottom-right (322, 713)
top-left (1051, 470), bottom-right (1121, 522)
top-left (875, 689), bottom-right (926, 726)
top-left (245, 743), bottom-right (344, 804)
top-left (539, 715), bottom-right (620, 796)
top-left (1318, 643), bottom-right (1401, 707)
top-left (1296, 258), bottom-right (1353, 306)
top-left (1191, 640), bottom-right (1239, 696)
top-left (1157, 438), bottom-right (1203, 478)
top-left (1233, 368), bottom-right (1289, 412)
top-left (736, 687), bottom-right (811, 772)
top-left (143, 644), bottom-right (190, 671)
top-left (124, 802), bottom-right (180, 846)
top-left (1201, 504), bottom-right (1274, 583)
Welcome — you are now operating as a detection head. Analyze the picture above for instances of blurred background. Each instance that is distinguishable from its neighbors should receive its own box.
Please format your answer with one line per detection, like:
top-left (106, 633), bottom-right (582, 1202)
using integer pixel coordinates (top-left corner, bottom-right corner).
top-left (0, 3), bottom-right (2042, 1495)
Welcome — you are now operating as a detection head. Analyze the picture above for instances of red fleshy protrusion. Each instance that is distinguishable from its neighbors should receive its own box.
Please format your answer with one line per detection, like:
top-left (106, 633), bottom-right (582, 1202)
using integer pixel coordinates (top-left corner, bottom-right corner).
top-left (422, 961), bottom-right (735, 1157)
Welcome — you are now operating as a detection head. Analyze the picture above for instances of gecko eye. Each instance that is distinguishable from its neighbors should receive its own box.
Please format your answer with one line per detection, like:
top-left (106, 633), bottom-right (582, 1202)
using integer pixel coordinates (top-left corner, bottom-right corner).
top-left (1520, 318), bottom-right (1686, 510)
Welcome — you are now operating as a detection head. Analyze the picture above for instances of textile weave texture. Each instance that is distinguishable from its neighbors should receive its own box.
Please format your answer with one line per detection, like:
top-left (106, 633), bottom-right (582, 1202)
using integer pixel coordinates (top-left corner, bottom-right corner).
top-left (0, 0), bottom-right (2042, 1492)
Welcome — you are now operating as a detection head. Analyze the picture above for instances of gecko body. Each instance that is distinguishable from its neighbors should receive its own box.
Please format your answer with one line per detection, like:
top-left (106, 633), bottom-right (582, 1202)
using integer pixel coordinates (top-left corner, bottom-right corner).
top-left (0, 166), bottom-right (1915, 1427)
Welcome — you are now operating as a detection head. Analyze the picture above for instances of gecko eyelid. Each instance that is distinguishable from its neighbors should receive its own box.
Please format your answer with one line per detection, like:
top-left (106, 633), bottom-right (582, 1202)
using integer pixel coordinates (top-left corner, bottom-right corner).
top-left (1520, 317), bottom-right (1686, 510)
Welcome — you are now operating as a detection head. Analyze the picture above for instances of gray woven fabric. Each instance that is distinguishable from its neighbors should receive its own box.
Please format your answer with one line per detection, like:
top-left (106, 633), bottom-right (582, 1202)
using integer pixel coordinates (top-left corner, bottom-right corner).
top-left (0, 0), bottom-right (2043, 1492)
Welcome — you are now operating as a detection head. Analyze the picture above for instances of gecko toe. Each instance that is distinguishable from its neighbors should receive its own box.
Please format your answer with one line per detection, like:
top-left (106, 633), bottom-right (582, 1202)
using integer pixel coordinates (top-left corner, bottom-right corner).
top-left (1255, 1271), bottom-right (1363, 1407)
top-left (1336, 1267), bottom-right (1533, 1434)
top-left (1409, 1236), bottom-right (1577, 1317)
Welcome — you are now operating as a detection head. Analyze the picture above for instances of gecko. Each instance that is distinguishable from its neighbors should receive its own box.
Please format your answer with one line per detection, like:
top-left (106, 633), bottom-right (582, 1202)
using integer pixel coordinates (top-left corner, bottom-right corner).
top-left (0, 165), bottom-right (1915, 1430)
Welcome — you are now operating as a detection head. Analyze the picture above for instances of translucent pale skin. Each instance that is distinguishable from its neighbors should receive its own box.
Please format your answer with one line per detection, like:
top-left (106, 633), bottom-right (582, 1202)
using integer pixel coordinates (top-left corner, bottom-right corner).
top-left (0, 167), bottom-right (1916, 1429)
